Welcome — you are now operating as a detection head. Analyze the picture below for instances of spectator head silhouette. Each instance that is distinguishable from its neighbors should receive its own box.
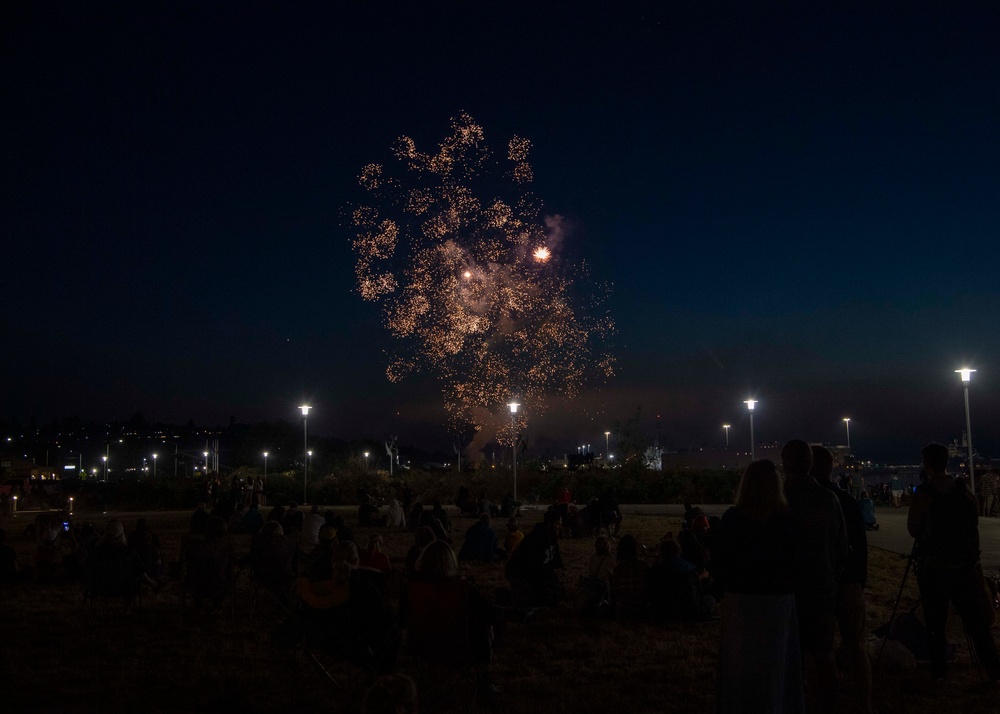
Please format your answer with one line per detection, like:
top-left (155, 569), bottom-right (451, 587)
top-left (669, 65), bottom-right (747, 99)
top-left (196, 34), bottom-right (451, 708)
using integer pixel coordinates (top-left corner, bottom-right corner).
top-left (781, 439), bottom-right (814, 478)
top-left (735, 459), bottom-right (787, 520)
top-left (810, 445), bottom-right (835, 482)
top-left (921, 443), bottom-right (949, 475)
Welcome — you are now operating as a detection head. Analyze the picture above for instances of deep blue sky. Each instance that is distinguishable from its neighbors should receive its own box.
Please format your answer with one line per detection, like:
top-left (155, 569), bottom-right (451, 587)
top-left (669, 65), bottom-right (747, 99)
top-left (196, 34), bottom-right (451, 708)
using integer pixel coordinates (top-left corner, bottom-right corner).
top-left (4, 1), bottom-right (1000, 461)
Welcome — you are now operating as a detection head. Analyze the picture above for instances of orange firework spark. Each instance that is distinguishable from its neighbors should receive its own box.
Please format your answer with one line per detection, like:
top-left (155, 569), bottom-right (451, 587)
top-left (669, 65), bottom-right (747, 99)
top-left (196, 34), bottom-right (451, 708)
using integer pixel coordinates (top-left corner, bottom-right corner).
top-left (349, 113), bottom-right (615, 438)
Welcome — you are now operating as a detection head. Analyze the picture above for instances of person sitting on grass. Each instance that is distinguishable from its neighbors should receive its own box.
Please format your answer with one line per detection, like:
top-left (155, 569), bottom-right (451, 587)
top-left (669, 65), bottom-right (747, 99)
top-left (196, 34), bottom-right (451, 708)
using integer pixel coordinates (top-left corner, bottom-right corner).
top-left (407, 501), bottom-right (425, 531)
top-left (859, 492), bottom-right (879, 531)
top-left (412, 540), bottom-right (503, 700)
top-left (458, 513), bottom-right (498, 563)
top-left (358, 533), bottom-right (393, 595)
top-left (90, 520), bottom-right (162, 594)
top-left (597, 487), bottom-right (623, 537)
top-left (678, 513), bottom-right (712, 577)
top-left (386, 497), bottom-right (406, 529)
top-left (647, 535), bottom-right (716, 623)
top-left (609, 534), bottom-right (650, 620)
top-left (242, 503), bottom-right (265, 538)
top-left (128, 522), bottom-right (168, 586)
top-left (298, 541), bottom-right (399, 674)
top-left (299, 505), bottom-right (325, 549)
top-left (431, 500), bottom-right (452, 533)
top-left (180, 516), bottom-right (235, 609)
top-left (283, 502), bottom-right (304, 535)
top-left (189, 502), bottom-right (210, 535)
top-left (505, 509), bottom-right (564, 609)
top-left (456, 485), bottom-right (478, 517)
top-left (418, 509), bottom-right (452, 544)
top-left (405, 526), bottom-right (437, 577)
top-left (0, 528), bottom-right (22, 585)
top-left (328, 513), bottom-right (356, 545)
top-left (504, 518), bottom-right (524, 557)
top-left (249, 521), bottom-right (298, 597)
top-left (580, 534), bottom-right (614, 616)
top-left (500, 492), bottom-right (519, 518)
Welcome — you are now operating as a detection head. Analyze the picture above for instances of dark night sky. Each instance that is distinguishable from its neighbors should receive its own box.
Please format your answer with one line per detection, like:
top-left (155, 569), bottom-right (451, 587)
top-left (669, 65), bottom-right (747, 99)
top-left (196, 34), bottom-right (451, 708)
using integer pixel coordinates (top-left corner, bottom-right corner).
top-left (4, 1), bottom-right (1000, 461)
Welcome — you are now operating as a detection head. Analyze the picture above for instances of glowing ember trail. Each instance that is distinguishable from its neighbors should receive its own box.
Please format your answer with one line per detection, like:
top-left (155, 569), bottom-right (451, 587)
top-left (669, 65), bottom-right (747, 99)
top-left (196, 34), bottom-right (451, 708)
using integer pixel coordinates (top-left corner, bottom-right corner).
top-left (349, 112), bottom-right (615, 447)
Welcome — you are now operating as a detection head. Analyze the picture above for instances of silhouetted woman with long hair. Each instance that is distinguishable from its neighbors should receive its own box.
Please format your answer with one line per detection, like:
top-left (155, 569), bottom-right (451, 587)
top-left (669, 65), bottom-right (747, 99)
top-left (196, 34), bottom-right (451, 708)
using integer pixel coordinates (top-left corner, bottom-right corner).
top-left (714, 459), bottom-right (803, 713)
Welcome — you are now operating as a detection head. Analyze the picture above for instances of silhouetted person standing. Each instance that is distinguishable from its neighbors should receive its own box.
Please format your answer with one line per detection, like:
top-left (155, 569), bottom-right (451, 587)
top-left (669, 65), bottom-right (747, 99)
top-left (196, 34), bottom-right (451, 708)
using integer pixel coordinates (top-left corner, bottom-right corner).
top-left (811, 445), bottom-right (873, 714)
top-left (781, 440), bottom-right (847, 714)
top-left (907, 442), bottom-right (1000, 681)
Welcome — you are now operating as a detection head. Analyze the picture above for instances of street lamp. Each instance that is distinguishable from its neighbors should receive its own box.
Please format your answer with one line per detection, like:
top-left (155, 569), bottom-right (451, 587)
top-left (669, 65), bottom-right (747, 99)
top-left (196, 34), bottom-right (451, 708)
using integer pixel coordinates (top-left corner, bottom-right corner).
top-left (152, 453), bottom-right (157, 478)
top-left (722, 424), bottom-right (731, 448)
top-left (604, 431), bottom-right (611, 461)
top-left (203, 451), bottom-right (209, 474)
top-left (743, 400), bottom-right (757, 460)
top-left (364, 451), bottom-right (370, 471)
top-left (300, 405), bottom-right (311, 504)
top-left (843, 418), bottom-right (851, 452)
top-left (263, 451), bottom-right (269, 479)
top-left (508, 401), bottom-right (520, 501)
top-left (102, 455), bottom-right (108, 481)
top-left (956, 368), bottom-right (977, 493)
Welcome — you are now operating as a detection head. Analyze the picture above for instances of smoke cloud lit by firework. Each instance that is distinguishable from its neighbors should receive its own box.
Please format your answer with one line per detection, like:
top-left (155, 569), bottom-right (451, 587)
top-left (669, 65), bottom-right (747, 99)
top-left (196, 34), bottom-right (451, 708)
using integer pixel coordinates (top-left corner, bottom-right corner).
top-left (349, 112), bottom-right (615, 448)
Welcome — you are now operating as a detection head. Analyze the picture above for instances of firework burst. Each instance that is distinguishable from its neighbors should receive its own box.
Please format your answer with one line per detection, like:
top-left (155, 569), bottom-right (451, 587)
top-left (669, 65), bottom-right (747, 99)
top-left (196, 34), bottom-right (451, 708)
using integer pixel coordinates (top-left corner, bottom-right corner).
top-left (349, 112), bottom-right (615, 444)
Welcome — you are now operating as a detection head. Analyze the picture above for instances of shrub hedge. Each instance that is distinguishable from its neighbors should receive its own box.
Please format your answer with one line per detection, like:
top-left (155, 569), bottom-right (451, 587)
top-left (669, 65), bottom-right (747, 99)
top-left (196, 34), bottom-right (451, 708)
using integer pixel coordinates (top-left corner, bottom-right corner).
top-left (94, 463), bottom-right (740, 511)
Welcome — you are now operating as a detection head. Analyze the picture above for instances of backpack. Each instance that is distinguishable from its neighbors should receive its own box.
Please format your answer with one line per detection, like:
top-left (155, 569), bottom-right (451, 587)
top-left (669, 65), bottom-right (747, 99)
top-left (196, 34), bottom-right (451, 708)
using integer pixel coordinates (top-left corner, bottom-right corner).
top-left (916, 480), bottom-right (979, 569)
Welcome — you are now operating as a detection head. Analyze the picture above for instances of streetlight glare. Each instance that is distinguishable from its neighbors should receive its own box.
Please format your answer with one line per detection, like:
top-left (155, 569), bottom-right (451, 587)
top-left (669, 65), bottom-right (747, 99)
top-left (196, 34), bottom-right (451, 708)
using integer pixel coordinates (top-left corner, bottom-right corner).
top-left (508, 401), bottom-right (520, 414)
top-left (744, 400), bottom-right (756, 411)
top-left (956, 367), bottom-right (978, 492)
top-left (300, 405), bottom-right (312, 416)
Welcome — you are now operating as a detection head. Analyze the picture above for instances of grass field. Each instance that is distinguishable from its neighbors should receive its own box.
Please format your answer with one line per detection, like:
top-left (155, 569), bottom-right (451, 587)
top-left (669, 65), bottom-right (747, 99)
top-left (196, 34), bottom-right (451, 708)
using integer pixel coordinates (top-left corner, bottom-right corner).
top-left (1, 506), bottom-right (997, 713)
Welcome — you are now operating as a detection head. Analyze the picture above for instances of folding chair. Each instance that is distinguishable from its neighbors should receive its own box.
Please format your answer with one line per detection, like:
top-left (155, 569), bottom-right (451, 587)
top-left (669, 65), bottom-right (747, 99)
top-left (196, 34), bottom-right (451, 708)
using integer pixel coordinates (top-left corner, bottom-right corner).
top-left (248, 538), bottom-right (298, 619)
top-left (84, 554), bottom-right (141, 612)
top-left (180, 538), bottom-right (236, 621)
top-left (404, 579), bottom-right (481, 712)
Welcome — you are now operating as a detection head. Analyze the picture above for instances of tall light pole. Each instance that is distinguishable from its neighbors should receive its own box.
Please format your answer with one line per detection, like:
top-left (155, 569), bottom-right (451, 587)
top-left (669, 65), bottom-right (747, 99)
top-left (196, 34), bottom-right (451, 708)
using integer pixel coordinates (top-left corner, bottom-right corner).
top-left (364, 451), bottom-right (370, 471)
top-left (508, 401), bottom-right (520, 501)
top-left (152, 453), bottom-right (157, 478)
top-left (744, 400), bottom-right (757, 460)
top-left (102, 455), bottom-right (108, 481)
top-left (722, 424), bottom-right (731, 448)
top-left (203, 451), bottom-right (209, 474)
top-left (263, 451), bottom-right (268, 479)
top-left (956, 368), bottom-right (977, 493)
top-left (300, 405), bottom-right (311, 504)
top-left (843, 418), bottom-right (851, 452)
top-left (604, 431), bottom-right (611, 462)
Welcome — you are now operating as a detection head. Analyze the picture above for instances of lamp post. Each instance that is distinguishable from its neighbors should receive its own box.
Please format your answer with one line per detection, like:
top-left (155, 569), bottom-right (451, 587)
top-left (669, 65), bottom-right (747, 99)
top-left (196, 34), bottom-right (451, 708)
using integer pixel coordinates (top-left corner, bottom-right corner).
top-left (102, 455), bottom-right (108, 481)
top-left (956, 368), bottom-right (977, 493)
top-left (744, 400), bottom-right (757, 460)
top-left (364, 452), bottom-right (370, 471)
top-left (152, 453), bottom-right (157, 478)
top-left (300, 405), bottom-right (311, 504)
top-left (263, 451), bottom-right (268, 479)
top-left (843, 418), bottom-right (851, 452)
top-left (508, 402), bottom-right (520, 501)
top-left (604, 431), bottom-right (611, 462)
top-left (722, 424), bottom-right (731, 448)
top-left (203, 451), bottom-right (209, 475)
